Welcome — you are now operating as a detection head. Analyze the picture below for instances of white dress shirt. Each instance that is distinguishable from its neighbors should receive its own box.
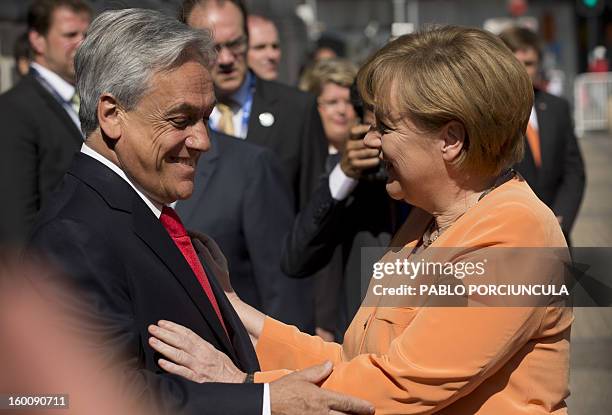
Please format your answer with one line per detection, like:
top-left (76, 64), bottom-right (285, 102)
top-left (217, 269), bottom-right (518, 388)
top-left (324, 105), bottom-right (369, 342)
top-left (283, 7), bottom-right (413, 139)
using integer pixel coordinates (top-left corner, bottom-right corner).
top-left (327, 146), bottom-right (358, 200)
top-left (209, 71), bottom-right (254, 139)
top-left (31, 62), bottom-right (81, 130)
top-left (529, 106), bottom-right (539, 131)
top-left (80, 143), bottom-right (270, 414)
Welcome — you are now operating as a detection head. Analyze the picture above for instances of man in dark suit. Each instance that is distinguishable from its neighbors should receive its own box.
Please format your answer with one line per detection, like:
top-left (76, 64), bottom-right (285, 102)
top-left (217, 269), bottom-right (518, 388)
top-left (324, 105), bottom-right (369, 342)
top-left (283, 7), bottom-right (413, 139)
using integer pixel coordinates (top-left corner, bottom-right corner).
top-left (499, 27), bottom-right (585, 241)
top-left (180, 0), bottom-right (328, 210)
top-left (26, 9), bottom-right (373, 415)
top-left (0, 0), bottom-right (91, 245)
top-left (176, 131), bottom-right (315, 332)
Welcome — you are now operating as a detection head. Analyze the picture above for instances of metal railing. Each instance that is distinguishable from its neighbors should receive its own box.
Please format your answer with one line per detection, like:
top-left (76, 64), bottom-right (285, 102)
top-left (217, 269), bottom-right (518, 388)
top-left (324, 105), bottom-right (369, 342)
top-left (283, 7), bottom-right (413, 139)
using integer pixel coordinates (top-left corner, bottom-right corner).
top-left (574, 72), bottom-right (612, 138)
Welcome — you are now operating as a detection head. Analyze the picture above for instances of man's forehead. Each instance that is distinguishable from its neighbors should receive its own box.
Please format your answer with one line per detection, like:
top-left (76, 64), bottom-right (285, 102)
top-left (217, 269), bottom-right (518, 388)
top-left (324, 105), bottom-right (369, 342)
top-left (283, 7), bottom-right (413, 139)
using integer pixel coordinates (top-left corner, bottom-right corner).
top-left (150, 63), bottom-right (213, 89)
top-left (49, 6), bottom-right (90, 27)
top-left (188, 2), bottom-right (244, 33)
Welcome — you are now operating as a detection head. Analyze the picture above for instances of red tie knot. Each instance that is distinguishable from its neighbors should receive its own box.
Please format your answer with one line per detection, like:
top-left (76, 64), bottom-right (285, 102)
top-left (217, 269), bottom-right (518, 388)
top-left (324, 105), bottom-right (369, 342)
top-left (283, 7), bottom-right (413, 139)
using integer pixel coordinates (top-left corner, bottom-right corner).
top-left (160, 206), bottom-right (187, 238)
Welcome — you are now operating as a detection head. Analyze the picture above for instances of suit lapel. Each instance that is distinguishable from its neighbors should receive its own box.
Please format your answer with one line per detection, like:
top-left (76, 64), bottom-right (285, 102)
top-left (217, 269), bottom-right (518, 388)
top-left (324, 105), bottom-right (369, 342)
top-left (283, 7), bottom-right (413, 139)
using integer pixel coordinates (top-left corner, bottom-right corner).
top-left (201, 259), bottom-right (256, 370)
top-left (534, 90), bottom-right (555, 185)
top-left (534, 91), bottom-right (553, 178)
top-left (247, 76), bottom-right (279, 146)
top-left (28, 75), bottom-right (83, 144)
top-left (131, 201), bottom-right (235, 357)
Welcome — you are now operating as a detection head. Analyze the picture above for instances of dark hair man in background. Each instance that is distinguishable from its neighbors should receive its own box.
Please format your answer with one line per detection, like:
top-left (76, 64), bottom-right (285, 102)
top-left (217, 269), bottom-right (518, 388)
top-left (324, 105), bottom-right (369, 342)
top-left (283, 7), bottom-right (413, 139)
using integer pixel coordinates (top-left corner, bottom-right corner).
top-left (247, 14), bottom-right (282, 81)
top-left (499, 26), bottom-right (585, 243)
top-left (0, 0), bottom-right (91, 245)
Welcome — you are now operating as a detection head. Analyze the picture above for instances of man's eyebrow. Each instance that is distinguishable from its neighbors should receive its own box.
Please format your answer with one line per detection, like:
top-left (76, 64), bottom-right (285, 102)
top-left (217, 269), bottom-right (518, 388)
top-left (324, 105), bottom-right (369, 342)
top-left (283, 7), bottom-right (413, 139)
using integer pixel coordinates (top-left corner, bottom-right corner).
top-left (165, 103), bottom-right (204, 116)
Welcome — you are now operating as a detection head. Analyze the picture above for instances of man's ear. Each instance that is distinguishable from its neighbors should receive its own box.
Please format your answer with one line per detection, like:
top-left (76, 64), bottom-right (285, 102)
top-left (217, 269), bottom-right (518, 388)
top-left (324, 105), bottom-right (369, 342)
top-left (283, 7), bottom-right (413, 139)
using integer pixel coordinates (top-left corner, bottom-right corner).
top-left (28, 30), bottom-right (46, 57)
top-left (97, 94), bottom-right (123, 140)
top-left (440, 120), bottom-right (466, 162)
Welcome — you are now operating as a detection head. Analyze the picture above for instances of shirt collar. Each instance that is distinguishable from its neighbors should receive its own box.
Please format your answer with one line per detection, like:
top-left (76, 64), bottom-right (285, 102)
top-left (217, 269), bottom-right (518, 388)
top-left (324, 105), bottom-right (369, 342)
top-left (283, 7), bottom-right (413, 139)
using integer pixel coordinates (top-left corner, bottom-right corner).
top-left (80, 143), bottom-right (164, 219)
top-left (30, 62), bottom-right (75, 102)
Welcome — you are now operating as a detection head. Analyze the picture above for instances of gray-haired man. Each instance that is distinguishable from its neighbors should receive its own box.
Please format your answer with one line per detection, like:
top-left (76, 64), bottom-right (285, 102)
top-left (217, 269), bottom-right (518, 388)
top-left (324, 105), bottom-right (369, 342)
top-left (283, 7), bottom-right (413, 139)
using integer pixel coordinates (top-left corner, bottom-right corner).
top-left (27, 8), bottom-right (373, 415)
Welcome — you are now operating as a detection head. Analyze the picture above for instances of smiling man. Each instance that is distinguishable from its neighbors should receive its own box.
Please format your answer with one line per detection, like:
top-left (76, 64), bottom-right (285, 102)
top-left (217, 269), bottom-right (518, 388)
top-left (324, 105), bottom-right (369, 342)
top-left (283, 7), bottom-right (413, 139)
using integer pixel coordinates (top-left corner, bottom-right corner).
top-left (26, 8), bottom-right (373, 415)
top-left (0, 0), bottom-right (91, 245)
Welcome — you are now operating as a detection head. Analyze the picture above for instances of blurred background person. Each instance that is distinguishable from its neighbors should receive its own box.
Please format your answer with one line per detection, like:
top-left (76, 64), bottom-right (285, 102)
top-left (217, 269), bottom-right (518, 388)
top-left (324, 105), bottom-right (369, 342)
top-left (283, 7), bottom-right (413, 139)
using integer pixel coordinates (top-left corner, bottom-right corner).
top-left (300, 58), bottom-right (358, 153)
top-left (294, 58), bottom-right (401, 340)
top-left (313, 33), bottom-right (346, 62)
top-left (0, 0), bottom-right (91, 246)
top-left (13, 32), bottom-right (31, 78)
top-left (247, 14), bottom-right (281, 81)
top-left (180, 0), bottom-right (328, 211)
top-left (500, 26), bottom-right (585, 244)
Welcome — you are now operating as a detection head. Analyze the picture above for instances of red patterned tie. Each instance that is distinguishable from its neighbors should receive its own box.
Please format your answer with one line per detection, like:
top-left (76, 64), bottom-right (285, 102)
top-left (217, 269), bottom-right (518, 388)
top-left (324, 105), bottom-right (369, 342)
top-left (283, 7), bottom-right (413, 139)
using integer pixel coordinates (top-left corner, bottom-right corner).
top-left (160, 206), bottom-right (228, 336)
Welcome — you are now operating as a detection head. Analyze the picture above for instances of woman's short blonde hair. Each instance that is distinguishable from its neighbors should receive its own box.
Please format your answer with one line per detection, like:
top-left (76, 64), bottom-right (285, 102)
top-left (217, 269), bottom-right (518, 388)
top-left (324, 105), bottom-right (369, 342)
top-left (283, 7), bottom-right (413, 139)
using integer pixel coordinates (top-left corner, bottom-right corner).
top-left (357, 25), bottom-right (532, 176)
top-left (299, 58), bottom-right (358, 97)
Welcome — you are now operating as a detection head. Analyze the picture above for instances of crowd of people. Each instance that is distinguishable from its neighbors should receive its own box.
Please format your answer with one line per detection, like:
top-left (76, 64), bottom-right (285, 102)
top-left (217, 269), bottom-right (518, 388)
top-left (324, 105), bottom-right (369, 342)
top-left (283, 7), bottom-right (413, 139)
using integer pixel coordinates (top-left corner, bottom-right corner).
top-left (0, 0), bottom-right (586, 414)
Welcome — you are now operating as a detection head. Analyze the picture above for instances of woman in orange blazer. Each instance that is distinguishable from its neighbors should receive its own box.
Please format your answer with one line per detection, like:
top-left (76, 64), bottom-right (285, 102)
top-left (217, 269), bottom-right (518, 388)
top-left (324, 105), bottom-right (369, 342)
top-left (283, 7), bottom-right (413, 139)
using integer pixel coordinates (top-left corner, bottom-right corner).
top-left (149, 26), bottom-right (572, 414)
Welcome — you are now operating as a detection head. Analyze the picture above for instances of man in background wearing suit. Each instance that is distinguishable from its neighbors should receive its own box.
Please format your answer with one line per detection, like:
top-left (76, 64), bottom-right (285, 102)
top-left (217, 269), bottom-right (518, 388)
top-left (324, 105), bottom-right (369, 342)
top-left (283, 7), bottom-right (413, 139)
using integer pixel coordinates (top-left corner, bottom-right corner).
top-left (247, 14), bottom-right (282, 81)
top-left (27, 8), bottom-right (372, 415)
top-left (0, 0), bottom-right (91, 245)
top-left (500, 27), bottom-right (585, 242)
top-left (176, 131), bottom-right (315, 332)
top-left (180, 0), bottom-right (328, 210)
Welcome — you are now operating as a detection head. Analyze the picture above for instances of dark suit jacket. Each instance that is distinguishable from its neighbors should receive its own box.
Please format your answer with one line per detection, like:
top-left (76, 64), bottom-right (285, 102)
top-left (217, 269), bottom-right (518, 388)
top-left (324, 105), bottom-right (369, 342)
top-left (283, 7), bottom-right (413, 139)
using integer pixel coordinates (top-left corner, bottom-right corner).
top-left (0, 73), bottom-right (83, 245)
top-left (177, 132), bottom-right (315, 332)
top-left (514, 89), bottom-right (585, 236)
top-left (282, 175), bottom-right (400, 337)
top-left (27, 153), bottom-right (262, 415)
top-left (246, 75), bottom-right (328, 210)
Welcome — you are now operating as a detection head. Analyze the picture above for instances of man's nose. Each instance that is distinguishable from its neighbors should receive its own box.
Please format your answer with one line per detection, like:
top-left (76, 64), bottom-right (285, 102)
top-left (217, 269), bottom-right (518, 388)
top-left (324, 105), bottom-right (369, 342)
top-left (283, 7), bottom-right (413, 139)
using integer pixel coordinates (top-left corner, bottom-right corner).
top-left (217, 47), bottom-right (235, 66)
top-left (186, 120), bottom-right (211, 152)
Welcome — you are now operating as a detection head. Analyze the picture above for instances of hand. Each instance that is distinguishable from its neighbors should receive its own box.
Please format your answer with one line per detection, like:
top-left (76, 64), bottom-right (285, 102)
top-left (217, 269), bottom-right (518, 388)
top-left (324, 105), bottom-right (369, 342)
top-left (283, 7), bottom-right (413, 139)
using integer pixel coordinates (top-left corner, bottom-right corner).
top-left (270, 362), bottom-right (375, 415)
top-left (340, 125), bottom-right (380, 179)
top-left (148, 320), bottom-right (245, 383)
top-left (190, 231), bottom-right (236, 298)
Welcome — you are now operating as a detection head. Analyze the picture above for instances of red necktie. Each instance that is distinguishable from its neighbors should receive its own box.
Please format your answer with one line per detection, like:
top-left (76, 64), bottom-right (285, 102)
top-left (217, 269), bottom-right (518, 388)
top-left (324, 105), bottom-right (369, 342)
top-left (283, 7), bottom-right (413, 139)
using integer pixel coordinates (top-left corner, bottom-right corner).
top-left (160, 206), bottom-right (228, 336)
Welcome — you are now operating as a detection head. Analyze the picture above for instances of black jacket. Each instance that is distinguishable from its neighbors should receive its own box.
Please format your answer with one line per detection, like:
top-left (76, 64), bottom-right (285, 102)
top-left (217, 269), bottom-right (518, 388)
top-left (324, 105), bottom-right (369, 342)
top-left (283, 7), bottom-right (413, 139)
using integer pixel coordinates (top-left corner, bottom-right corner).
top-left (244, 75), bottom-right (328, 210)
top-left (0, 73), bottom-right (83, 245)
top-left (28, 153), bottom-right (262, 414)
top-left (514, 89), bottom-right (585, 237)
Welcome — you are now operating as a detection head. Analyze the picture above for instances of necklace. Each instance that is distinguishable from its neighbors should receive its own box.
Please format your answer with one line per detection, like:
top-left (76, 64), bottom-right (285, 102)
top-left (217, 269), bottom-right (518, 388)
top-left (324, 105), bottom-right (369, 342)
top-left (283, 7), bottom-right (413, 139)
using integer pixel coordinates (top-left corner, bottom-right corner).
top-left (420, 169), bottom-right (516, 248)
top-left (422, 221), bottom-right (452, 248)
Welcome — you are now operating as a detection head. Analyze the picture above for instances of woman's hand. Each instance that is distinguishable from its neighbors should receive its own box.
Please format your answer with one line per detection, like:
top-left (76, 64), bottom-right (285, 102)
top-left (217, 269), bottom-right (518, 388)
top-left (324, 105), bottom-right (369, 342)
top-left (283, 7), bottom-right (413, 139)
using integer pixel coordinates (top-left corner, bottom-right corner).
top-left (148, 320), bottom-right (246, 383)
top-left (189, 231), bottom-right (237, 298)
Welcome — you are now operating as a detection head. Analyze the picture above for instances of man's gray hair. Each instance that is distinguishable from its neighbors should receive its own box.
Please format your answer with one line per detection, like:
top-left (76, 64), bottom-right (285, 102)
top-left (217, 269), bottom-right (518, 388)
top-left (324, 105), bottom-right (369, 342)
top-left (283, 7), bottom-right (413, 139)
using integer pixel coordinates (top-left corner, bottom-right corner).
top-left (75, 8), bottom-right (216, 137)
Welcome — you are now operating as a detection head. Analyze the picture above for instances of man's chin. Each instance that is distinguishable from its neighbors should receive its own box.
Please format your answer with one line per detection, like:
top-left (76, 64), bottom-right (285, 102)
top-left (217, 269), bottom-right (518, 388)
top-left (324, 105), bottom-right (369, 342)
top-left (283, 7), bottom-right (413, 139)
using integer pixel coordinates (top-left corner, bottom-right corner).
top-left (214, 75), bottom-right (245, 96)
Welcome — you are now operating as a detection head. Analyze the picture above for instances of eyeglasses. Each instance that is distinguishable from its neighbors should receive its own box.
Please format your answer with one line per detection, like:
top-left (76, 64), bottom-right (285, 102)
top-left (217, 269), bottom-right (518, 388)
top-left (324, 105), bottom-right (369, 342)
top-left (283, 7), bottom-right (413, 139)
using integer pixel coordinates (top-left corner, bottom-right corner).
top-left (215, 36), bottom-right (247, 55)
